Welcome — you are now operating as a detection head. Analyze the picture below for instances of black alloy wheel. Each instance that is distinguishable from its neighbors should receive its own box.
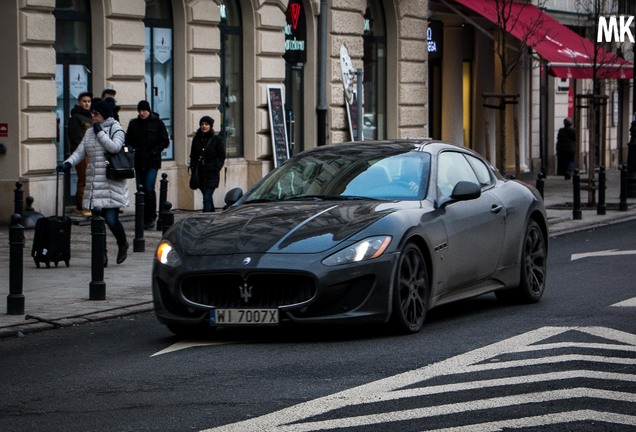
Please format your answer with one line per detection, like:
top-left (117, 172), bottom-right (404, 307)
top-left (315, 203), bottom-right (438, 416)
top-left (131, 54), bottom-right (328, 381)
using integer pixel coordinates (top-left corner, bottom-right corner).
top-left (496, 219), bottom-right (547, 303)
top-left (392, 242), bottom-right (429, 333)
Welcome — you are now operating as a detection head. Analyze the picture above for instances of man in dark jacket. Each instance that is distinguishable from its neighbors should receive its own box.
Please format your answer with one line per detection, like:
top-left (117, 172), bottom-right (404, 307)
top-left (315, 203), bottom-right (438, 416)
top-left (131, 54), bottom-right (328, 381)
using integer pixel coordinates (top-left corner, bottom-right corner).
top-left (67, 91), bottom-right (93, 216)
top-left (125, 100), bottom-right (170, 229)
top-left (556, 117), bottom-right (576, 180)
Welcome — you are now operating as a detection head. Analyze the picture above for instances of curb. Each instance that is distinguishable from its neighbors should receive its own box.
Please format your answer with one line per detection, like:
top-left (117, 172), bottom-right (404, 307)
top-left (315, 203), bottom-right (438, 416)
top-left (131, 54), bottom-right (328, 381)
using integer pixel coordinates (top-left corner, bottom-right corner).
top-left (0, 302), bottom-right (153, 339)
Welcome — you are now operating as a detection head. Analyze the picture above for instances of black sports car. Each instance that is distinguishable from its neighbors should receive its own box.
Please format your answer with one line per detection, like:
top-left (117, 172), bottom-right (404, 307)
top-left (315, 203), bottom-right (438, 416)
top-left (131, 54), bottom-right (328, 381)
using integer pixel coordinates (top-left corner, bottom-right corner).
top-left (152, 140), bottom-right (548, 336)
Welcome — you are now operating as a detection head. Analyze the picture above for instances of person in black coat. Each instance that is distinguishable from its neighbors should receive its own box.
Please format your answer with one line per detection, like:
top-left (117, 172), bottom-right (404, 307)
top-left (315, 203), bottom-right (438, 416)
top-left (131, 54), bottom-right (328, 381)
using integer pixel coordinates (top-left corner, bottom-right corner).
top-left (189, 116), bottom-right (226, 212)
top-left (125, 100), bottom-right (170, 228)
top-left (67, 91), bottom-right (93, 216)
top-left (556, 117), bottom-right (576, 180)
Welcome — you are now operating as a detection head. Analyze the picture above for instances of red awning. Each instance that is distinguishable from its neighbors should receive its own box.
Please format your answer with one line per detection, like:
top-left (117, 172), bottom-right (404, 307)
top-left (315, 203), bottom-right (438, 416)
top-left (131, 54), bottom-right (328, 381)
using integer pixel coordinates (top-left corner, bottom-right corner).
top-left (451, 0), bottom-right (633, 79)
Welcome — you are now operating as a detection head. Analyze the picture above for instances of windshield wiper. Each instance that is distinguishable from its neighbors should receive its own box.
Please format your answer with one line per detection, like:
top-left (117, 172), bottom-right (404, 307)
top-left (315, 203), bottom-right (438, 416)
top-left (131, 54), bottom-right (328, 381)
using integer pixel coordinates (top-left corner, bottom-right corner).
top-left (284, 195), bottom-right (377, 201)
top-left (244, 198), bottom-right (276, 203)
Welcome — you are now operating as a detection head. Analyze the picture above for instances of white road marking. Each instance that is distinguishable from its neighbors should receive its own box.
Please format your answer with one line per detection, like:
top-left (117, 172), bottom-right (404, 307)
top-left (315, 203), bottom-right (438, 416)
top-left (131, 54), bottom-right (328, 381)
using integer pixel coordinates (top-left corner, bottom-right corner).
top-left (200, 326), bottom-right (636, 432)
top-left (571, 248), bottom-right (636, 261)
top-left (426, 410), bottom-right (636, 432)
top-left (150, 340), bottom-right (234, 357)
top-left (612, 297), bottom-right (636, 307)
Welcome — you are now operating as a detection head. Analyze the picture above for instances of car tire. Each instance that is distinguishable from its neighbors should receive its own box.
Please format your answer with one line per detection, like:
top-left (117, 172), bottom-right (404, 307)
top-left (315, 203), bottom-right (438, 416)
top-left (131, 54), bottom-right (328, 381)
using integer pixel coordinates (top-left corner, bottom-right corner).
top-left (391, 242), bottom-right (429, 333)
top-left (496, 219), bottom-right (547, 304)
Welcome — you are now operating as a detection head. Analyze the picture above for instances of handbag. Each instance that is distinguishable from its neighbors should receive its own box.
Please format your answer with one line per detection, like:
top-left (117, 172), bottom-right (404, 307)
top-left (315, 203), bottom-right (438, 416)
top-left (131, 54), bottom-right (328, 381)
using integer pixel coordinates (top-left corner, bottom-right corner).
top-left (189, 164), bottom-right (199, 190)
top-left (105, 145), bottom-right (135, 180)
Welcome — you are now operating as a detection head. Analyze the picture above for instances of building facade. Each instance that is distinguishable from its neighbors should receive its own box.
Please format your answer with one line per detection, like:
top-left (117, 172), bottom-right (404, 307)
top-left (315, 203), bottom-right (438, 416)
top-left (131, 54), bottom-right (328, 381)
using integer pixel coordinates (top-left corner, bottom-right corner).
top-left (0, 0), bottom-right (632, 224)
top-left (0, 0), bottom-right (430, 223)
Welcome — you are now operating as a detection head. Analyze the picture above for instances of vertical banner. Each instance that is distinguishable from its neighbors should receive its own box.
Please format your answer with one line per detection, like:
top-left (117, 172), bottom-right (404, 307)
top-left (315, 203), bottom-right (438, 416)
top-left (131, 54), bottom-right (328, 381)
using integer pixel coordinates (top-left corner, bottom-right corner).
top-left (267, 85), bottom-right (290, 167)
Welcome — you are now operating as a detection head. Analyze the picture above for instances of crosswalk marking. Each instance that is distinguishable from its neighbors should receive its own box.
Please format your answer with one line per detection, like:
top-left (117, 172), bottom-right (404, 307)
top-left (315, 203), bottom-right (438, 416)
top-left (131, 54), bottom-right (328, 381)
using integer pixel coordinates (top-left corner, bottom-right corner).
top-left (427, 410), bottom-right (636, 432)
top-left (201, 326), bottom-right (636, 432)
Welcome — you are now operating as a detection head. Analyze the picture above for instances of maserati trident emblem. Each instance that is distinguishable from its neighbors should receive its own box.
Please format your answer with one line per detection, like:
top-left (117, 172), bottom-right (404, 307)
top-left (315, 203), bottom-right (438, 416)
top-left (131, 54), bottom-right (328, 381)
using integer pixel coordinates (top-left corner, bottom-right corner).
top-left (239, 281), bottom-right (253, 303)
top-left (242, 257), bottom-right (252, 265)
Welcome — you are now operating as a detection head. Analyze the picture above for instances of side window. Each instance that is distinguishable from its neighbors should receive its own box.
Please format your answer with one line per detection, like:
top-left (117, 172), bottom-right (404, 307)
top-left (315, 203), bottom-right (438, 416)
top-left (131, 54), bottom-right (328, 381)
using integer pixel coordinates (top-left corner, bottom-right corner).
top-left (437, 152), bottom-right (479, 199)
top-left (466, 154), bottom-right (494, 187)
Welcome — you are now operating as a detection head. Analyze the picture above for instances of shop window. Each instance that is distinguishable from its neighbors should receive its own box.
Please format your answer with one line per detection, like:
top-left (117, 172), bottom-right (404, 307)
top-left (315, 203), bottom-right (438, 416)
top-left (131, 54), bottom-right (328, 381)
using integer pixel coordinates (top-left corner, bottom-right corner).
top-left (220, 1), bottom-right (244, 158)
top-left (54, 0), bottom-right (91, 205)
top-left (363, 0), bottom-right (387, 140)
top-left (144, 0), bottom-right (174, 160)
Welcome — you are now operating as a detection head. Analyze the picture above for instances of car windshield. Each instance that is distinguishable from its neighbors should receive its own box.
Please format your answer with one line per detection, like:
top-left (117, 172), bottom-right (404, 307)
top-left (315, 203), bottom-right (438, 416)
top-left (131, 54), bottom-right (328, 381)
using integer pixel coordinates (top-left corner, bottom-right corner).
top-left (244, 146), bottom-right (431, 202)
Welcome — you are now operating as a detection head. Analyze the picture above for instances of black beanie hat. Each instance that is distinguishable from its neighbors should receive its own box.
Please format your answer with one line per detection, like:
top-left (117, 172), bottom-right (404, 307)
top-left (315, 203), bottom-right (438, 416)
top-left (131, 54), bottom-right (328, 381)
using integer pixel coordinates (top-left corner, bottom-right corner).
top-left (137, 100), bottom-right (151, 112)
top-left (91, 99), bottom-right (113, 119)
top-left (199, 116), bottom-right (214, 127)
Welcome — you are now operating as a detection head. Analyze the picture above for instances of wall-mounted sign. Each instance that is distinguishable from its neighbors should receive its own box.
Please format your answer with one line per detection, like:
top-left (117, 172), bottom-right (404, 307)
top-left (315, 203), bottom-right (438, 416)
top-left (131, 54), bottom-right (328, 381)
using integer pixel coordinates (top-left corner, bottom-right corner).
top-left (267, 85), bottom-right (290, 167)
top-left (284, 0), bottom-right (306, 64)
top-left (340, 44), bottom-right (360, 141)
top-left (427, 21), bottom-right (443, 60)
top-left (0, 123), bottom-right (8, 137)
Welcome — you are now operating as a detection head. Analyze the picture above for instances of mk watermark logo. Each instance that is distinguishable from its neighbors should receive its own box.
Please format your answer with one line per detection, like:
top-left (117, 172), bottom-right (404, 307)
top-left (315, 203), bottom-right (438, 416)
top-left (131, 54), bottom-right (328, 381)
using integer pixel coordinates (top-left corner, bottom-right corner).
top-left (597, 16), bottom-right (635, 43)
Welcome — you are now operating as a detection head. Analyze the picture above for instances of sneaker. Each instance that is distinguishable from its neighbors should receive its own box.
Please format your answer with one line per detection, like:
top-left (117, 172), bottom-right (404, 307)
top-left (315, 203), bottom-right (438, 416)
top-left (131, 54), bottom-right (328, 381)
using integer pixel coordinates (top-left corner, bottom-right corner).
top-left (116, 242), bottom-right (129, 264)
top-left (82, 209), bottom-right (92, 217)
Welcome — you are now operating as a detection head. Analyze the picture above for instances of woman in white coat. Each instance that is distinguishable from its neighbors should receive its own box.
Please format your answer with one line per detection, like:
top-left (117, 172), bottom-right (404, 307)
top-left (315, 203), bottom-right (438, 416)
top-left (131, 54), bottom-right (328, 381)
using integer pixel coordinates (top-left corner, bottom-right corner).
top-left (57, 98), bottom-right (130, 265)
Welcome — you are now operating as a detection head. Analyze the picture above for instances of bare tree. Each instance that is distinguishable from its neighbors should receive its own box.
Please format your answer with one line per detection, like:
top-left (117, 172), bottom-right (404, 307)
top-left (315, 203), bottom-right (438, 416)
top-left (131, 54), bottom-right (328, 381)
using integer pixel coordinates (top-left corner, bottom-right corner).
top-left (488, 0), bottom-right (549, 175)
top-left (573, 0), bottom-right (632, 203)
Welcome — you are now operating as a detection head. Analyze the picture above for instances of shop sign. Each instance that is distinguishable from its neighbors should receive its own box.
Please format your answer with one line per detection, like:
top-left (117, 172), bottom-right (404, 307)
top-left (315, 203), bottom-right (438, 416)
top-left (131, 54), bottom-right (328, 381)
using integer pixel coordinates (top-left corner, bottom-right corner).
top-left (284, 0), bottom-right (306, 64)
top-left (427, 21), bottom-right (443, 60)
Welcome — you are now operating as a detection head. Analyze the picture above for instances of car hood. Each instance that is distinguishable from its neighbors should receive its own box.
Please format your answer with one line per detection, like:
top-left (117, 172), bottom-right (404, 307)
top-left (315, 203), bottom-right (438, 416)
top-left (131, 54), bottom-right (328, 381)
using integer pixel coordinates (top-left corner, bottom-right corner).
top-left (176, 201), bottom-right (395, 255)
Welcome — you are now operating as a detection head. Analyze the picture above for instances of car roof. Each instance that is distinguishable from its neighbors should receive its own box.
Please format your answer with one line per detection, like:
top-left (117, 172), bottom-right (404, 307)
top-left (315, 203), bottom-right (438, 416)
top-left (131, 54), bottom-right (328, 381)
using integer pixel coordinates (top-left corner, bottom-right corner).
top-left (323, 139), bottom-right (472, 155)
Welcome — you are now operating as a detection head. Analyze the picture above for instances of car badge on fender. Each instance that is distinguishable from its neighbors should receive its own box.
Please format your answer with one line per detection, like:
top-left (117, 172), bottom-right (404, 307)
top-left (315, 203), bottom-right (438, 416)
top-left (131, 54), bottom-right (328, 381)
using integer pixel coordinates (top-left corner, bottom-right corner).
top-left (239, 281), bottom-right (253, 303)
top-left (242, 257), bottom-right (251, 265)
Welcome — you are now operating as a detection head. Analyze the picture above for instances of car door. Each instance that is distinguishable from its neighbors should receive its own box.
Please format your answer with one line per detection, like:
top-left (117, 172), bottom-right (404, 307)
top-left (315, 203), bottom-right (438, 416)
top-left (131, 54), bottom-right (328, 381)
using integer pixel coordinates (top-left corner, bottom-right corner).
top-left (435, 151), bottom-right (506, 290)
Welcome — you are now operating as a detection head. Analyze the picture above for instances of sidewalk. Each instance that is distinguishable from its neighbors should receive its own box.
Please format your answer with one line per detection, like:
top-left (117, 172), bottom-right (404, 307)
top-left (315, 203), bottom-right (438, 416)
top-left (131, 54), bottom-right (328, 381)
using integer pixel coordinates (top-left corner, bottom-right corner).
top-left (2, 170), bottom-right (636, 339)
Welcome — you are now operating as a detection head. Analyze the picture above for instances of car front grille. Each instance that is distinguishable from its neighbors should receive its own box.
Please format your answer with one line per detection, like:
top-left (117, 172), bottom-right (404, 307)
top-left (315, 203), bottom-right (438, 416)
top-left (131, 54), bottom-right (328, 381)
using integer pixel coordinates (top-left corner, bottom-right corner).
top-left (180, 273), bottom-right (316, 308)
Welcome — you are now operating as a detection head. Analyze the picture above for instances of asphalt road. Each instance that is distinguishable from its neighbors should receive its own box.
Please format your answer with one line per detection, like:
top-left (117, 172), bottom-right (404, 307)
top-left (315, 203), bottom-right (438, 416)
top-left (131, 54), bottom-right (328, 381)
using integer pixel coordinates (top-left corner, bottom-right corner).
top-left (1, 220), bottom-right (635, 432)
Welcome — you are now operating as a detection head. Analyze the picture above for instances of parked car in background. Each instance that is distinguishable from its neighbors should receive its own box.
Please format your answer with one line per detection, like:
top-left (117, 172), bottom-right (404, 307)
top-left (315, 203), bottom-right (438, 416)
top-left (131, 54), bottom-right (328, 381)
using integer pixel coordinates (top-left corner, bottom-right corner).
top-left (152, 140), bottom-right (548, 337)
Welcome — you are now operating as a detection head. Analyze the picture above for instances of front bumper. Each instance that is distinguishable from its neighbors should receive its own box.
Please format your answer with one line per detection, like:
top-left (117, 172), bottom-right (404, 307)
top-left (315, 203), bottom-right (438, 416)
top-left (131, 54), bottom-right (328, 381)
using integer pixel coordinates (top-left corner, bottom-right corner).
top-left (152, 251), bottom-right (397, 328)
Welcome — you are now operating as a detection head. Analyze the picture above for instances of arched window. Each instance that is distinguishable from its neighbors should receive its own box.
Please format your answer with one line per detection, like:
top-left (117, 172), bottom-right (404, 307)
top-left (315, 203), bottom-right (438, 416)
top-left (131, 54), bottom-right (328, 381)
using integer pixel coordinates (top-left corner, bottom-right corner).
top-left (363, 0), bottom-right (387, 140)
top-left (144, 0), bottom-right (174, 160)
top-left (219, 0), bottom-right (244, 158)
top-left (54, 0), bottom-right (91, 204)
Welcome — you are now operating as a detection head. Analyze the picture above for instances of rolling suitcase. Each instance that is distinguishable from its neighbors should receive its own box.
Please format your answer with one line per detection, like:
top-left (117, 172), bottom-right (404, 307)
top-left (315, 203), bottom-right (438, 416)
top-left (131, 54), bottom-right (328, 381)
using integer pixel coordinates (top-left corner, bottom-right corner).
top-left (31, 171), bottom-right (72, 268)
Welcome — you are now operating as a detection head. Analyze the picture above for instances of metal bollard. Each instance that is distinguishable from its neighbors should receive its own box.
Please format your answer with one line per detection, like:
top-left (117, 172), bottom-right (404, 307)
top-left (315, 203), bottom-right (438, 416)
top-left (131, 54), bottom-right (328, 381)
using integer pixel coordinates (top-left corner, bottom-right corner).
top-left (134, 184), bottom-right (145, 252)
top-left (160, 200), bottom-right (175, 234)
top-left (535, 172), bottom-right (545, 200)
top-left (597, 165), bottom-right (606, 215)
top-left (7, 214), bottom-right (25, 315)
top-left (572, 169), bottom-right (582, 220)
top-left (157, 173), bottom-right (168, 231)
top-left (89, 208), bottom-right (106, 301)
top-left (619, 164), bottom-right (628, 212)
top-left (14, 181), bottom-right (23, 217)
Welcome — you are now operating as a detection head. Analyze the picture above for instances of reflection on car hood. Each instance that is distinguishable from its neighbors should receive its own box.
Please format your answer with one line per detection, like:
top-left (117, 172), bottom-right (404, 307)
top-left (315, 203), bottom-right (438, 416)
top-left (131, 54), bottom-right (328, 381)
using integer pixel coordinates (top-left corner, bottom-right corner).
top-left (178, 201), bottom-right (395, 255)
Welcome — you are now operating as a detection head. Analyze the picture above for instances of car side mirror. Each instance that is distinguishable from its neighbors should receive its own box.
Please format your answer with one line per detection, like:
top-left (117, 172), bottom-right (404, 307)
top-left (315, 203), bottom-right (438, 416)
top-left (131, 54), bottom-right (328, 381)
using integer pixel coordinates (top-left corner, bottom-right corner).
top-left (224, 187), bottom-right (243, 208)
top-left (450, 181), bottom-right (481, 201)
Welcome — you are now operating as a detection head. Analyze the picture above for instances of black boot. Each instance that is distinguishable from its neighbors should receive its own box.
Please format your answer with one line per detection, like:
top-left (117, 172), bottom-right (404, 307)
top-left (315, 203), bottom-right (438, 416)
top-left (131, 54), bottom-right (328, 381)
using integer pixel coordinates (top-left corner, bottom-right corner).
top-left (116, 241), bottom-right (129, 264)
top-left (104, 251), bottom-right (108, 268)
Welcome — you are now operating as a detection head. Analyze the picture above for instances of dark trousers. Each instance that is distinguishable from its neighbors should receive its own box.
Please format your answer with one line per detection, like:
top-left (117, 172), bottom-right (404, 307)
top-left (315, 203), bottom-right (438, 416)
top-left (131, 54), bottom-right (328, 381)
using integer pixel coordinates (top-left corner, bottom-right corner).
top-left (100, 207), bottom-right (127, 247)
top-left (136, 168), bottom-right (159, 224)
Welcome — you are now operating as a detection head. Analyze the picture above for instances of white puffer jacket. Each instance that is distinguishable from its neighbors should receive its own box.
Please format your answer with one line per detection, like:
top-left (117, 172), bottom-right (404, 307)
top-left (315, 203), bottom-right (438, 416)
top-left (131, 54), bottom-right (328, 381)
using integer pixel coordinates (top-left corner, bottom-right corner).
top-left (65, 118), bottom-right (130, 210)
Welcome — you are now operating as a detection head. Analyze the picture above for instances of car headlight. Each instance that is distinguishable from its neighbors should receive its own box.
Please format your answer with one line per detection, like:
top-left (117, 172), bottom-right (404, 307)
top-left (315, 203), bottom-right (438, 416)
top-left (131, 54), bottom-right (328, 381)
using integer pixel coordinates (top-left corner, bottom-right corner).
top-left (156, 240), bottom-right (182, 267)
top-left (322, 236), bottom-right (392, 266)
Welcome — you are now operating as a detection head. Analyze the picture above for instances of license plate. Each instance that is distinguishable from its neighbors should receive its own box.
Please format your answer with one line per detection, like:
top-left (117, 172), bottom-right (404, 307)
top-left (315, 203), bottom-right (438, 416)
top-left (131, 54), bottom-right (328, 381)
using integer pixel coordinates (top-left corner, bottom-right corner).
top-left (210, 308), bottom-right (279, 326)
